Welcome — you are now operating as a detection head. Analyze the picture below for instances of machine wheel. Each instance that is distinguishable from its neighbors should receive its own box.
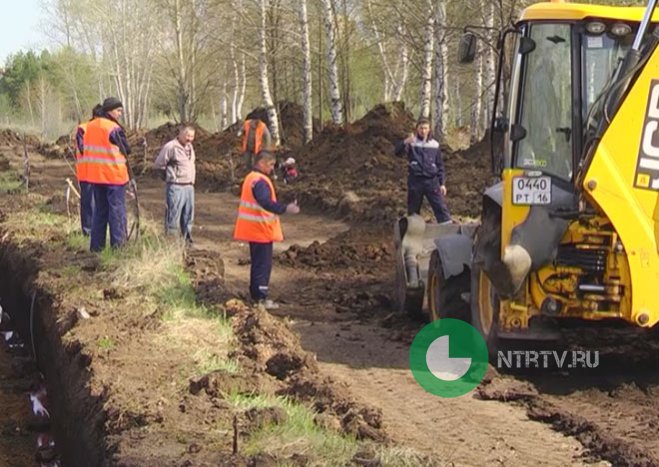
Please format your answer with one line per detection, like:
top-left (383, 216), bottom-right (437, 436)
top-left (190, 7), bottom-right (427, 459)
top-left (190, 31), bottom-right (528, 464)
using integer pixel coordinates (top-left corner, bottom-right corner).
top-left (470, 262), bottom-right (500, 355)
top-left (427, 250), bottom-right (470, 322)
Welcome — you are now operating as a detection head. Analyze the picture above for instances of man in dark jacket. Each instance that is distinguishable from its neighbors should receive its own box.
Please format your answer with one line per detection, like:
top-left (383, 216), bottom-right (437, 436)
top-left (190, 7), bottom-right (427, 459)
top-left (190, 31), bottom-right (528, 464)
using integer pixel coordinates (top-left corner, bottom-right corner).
top-left (395, 117), bottom-right (451, 224)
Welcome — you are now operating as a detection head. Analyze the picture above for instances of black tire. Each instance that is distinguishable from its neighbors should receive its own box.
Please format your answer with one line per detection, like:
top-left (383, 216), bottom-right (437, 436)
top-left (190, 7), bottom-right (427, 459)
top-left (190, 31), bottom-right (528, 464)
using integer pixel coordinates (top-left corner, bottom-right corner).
top-left (427, 249), bottom-right (470, 323)
top-left (470, 255), bottom-right (501, 358)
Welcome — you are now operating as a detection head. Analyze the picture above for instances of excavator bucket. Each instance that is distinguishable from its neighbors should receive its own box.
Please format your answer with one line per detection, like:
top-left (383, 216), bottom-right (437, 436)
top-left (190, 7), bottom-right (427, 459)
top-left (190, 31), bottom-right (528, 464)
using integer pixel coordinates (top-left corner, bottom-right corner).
top-left (394, 215), bottom-right (474, 320)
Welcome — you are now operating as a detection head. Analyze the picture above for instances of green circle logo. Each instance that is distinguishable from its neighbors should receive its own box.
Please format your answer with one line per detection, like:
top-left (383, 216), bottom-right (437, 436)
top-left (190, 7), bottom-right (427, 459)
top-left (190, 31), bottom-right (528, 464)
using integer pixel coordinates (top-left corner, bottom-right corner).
top-left (409, 319), bottom-right (488, 398)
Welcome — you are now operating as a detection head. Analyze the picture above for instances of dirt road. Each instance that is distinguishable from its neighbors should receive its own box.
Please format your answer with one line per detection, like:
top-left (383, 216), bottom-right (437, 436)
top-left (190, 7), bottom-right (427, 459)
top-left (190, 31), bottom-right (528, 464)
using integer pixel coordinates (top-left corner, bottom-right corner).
top-left (9, 149), bottom-right (655, 466)
top-left (139, 179), bottom-right (595, 466)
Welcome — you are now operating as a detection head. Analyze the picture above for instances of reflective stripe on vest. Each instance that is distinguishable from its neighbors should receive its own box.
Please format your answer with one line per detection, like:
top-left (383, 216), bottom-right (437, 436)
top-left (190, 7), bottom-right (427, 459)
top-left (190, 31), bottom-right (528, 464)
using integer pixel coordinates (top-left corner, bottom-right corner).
top-left (79, 117), bottom-right (129, 185)
top-left (241, 120), bottom-right (265, 154)
top-left (233, 171), bottom-right (283, 243)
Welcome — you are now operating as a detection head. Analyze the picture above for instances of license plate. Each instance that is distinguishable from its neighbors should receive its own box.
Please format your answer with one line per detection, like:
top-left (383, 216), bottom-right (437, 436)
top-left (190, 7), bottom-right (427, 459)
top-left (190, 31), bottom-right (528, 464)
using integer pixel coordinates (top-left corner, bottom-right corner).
top-left (512, 176), bottom-right (551, 205)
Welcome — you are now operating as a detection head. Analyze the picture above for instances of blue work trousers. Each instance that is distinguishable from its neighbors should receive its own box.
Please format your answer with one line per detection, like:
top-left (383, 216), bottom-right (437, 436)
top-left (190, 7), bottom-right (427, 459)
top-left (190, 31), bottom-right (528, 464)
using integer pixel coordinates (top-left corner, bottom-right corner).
top-left (407, 176), bottom-right (451, 223)
top-left (79, 181), bottom-right (95, 236)
top-left (165, 184), bottom-right (194, 242)
top-left (90, 184), bottom-right (127, 252)
top-left (249, 242), bottom-right (273, 300)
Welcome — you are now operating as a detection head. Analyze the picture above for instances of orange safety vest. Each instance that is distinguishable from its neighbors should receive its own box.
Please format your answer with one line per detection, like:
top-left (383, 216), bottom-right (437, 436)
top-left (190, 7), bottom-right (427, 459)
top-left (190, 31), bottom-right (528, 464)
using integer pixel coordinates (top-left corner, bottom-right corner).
top-left (241, 119), bottom-right (266, 154)
top-left (74, 122), bottom-right (87, 182)
top-left (79, 117), bottom-right (129, 185)
top-left (233, 171), bottom-right (283, 243)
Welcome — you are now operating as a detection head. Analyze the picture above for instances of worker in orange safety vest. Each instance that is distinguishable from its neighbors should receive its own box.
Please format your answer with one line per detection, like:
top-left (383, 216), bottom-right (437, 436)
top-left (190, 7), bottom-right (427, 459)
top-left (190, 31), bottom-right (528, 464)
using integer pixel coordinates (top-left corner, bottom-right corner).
top-left (79, 97), bottom-right (132, 252)
top-left (240, 118), bottom-right (272, 171)
top-left (233, 150), bottom-right (299, 310)
top-left (75, 104), bottom-right (103, 236)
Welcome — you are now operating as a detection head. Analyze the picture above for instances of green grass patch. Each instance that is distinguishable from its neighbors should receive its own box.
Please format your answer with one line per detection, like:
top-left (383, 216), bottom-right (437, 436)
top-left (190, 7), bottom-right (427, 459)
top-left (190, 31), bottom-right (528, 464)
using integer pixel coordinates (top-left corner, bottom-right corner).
top-left (195, 351), bottom-right (240, 375)
top-left (0, 171), bottom-right (25, 194)
top-left (98, 336), bottom-right (115, 350)
top-left (229, 393), bottom-right (359, 464)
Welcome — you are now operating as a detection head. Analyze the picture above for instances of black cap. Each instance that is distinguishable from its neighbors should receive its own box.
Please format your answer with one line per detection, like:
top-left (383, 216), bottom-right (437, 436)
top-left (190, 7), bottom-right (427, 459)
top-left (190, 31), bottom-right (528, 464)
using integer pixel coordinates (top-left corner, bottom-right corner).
top-left (102, 97), bottom-right (123, 112)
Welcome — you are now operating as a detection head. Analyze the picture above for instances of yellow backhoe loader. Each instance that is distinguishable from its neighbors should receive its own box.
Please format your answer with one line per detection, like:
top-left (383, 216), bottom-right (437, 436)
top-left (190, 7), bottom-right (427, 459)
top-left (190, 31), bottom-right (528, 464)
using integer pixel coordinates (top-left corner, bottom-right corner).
top-left (394, 0), bottom-right (659, 354)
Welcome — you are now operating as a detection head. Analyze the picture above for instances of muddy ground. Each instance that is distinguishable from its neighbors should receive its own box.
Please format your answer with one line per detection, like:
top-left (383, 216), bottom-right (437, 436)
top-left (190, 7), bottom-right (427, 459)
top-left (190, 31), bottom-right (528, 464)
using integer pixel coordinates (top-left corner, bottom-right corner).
top-left (4, 113), bottom-right (659, 466)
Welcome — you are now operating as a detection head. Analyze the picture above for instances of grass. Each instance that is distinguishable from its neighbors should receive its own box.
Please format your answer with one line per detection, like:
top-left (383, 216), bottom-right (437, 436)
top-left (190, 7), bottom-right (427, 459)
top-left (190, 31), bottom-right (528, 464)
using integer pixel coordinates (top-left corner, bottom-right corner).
top-left (228, 393), bottom-right (436, 466)
top-left (0, 171), bottom-right (25, 194)
top-left (98, 336), bottom-right (115, 350)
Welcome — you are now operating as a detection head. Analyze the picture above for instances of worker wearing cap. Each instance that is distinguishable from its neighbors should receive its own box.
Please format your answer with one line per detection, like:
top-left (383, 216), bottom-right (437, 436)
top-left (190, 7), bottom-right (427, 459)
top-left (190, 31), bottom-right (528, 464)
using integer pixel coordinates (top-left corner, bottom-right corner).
top-left (395, 117), bottom-right (452, 224)
top-left (79, 97), bottom-right (132, 252)
top-left (75, 104), bottom-right (103, 236)
top-left (233, 150), bottom-right (300, 310)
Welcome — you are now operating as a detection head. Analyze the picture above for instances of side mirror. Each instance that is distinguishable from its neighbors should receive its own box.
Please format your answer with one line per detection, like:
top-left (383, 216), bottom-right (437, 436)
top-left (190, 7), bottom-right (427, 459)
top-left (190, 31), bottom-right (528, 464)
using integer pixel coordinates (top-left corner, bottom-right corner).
top-left (458, 32), bottom-right (477, 64)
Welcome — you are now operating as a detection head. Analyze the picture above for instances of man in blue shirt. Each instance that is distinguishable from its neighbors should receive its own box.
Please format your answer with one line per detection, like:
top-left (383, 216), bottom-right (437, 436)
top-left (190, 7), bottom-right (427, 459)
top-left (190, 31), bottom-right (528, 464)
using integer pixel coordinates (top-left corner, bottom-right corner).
top-left (395, 117), bottom-right (452, 224)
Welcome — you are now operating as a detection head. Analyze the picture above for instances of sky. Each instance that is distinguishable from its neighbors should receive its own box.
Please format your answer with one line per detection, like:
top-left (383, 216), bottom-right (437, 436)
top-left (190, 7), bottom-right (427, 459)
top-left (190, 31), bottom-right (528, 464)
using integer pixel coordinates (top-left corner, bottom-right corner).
top-left (0, 0), bottom-right (46, 66)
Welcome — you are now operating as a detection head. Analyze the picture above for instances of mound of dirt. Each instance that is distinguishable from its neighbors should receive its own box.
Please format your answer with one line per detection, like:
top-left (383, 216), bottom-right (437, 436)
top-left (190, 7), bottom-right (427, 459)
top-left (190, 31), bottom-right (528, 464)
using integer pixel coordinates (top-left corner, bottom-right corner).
top-left (0, 129), bottom-right (40, 148)
top-left (277, 102), bottom-right (493, 224)
top-left (246, 101), bottom-right (320, 149)
top-left (276, 227), bottom-right (392, 274)
top-left (227, 304), bottom-right (387, 442)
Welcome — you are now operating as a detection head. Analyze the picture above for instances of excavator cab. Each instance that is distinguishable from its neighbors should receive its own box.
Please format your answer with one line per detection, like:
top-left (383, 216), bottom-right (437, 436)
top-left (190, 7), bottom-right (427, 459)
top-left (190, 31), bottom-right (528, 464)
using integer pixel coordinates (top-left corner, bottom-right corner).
top-left (394, 0), bottom-right (659, 354)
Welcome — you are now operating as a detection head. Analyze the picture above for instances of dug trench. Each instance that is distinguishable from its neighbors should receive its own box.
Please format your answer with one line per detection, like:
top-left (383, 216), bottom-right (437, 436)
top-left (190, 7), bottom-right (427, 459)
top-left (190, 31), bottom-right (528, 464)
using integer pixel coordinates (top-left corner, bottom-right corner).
top-left (11, 116), bottom-right (659, 465)
top-left (0, 241), bottom-right (104, 466)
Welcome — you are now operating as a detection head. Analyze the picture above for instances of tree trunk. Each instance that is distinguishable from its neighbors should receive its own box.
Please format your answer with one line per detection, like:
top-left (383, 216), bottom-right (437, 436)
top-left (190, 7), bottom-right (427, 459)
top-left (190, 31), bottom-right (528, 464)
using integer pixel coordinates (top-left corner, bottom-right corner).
top-left (392, 23), bottom-right (409, 102)
top-left (418, 14), bottom-right (435, 120)
top-left (484, 0), bottom-right (496, 124)
top-left (237, 53), bottom-right (246, 121)
top-left (433, 0), bottom-right (449, 138)
top-left (321, 0), bottom-right (343, 125)
top-left (221, 82), bottom-right (228, 130)
top-left (258, 0), bottom-right (281, 146)
top-left (366, 0), bottom-right (394, 102)
top-left (299, 0), bottom-right (313, 143)
top-left (231, 44), bottom-right (239, 125)
top-left (471, 46), bottom-right (484, 143)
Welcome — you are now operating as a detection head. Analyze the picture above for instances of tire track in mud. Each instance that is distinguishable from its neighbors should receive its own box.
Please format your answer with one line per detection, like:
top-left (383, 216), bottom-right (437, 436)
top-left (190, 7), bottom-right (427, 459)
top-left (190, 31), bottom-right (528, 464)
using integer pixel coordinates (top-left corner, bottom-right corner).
top-left (478, 326), bottom-right (659, 466)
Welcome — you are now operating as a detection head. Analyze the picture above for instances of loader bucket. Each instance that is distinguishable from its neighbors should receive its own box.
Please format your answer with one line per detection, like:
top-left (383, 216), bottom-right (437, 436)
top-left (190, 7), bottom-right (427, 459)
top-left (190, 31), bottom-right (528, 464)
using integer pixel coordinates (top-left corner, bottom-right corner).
top-left (393, 215), bottom-right (465, 319)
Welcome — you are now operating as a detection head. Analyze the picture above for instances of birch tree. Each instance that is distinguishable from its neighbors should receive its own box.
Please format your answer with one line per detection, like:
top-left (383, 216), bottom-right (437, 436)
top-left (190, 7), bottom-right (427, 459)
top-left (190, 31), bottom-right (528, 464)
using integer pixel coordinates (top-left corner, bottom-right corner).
top-left (418, 10), bottom-right (435, 119)
top-left (258, 0), bottom-right (281, 146)
top-left (299, 0), bottom-right (313, 143)
top-left (321, 0), bottom-right (343, 125)
top-left (433, 0), bottom-right (449, 138)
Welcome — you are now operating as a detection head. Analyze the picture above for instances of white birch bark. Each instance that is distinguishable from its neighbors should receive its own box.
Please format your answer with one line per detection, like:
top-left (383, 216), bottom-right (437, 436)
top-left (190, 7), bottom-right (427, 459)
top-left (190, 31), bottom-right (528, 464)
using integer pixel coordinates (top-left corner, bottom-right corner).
top-left (484, 0), bottom-right (496, 123)
top-left (392, 23), bottom-right (409, 102)
top-left (321, 0), bottom-right (343, 125)
top-left (366, 0), bottom-right (394, 102)
top-left (237, 53), bottom-right (246, 121)
top-left (418, 14), bottom-right (435, 119)
top-left (221, 83), bottom-right (228, 130)
top-left (471, 46), bottom-right (484, 143)
top-left (258, 0), bottom-right (281, 146)
top-left (433, 0), bottom-right (449, 138)
top-left (299, 0), bottom-right (313, 143)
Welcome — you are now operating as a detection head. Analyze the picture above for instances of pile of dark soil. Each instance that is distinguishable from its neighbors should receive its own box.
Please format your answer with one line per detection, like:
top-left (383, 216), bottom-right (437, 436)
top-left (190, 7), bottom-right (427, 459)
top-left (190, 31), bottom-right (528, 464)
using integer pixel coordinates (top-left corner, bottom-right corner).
top-left (276, 227), bottom-right (392, 274)
top-left (277, 102), bottom-right (493, 224)
top-left (246, 101), bottom-right (320, 149)
top-left (0, 129), bottom-right (40, 148)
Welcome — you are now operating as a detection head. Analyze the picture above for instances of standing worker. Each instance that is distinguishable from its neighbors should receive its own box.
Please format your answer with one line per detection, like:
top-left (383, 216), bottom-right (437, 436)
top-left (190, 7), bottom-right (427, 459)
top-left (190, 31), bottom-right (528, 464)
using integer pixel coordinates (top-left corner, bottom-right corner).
top-left (154, 126), bottom-right (196, 244)
top-left (75, 104), bottom-right (103, 236)
top-left (240, 118), bottom-right (272, 171)
top-left (233, 150), bottom-right (300, 310)
top-left (79, 97), bottom-right (132, 252)
top-left (395, 117), bottom-right (452, 224)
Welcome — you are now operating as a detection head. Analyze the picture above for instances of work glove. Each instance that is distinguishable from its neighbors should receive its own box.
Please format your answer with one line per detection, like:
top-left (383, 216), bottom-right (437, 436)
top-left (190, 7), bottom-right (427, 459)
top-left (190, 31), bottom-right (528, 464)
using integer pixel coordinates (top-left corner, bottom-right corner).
top-left (286, 200), bottom-right (300, 214)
